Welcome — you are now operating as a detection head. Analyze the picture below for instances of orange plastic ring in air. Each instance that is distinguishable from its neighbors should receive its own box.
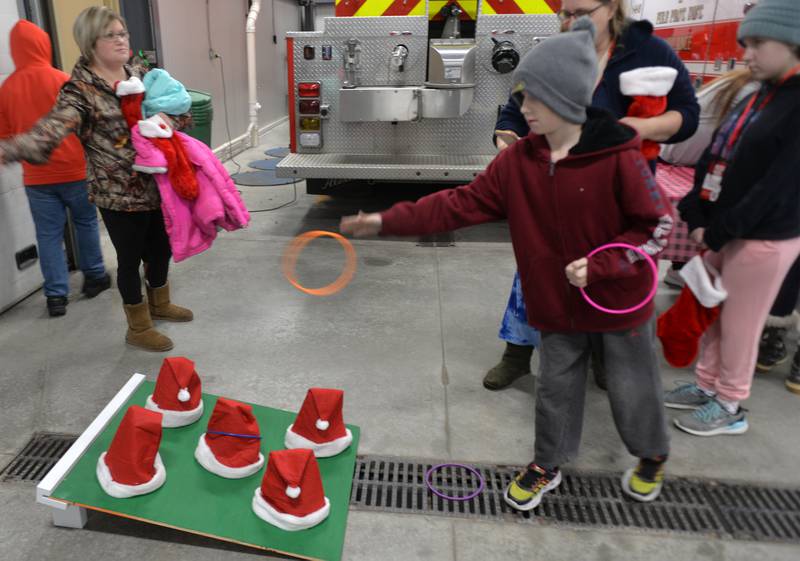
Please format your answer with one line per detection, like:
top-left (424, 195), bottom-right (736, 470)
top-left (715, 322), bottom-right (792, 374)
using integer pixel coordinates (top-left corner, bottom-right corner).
top-left (282, 230), bottom-right (357, 296)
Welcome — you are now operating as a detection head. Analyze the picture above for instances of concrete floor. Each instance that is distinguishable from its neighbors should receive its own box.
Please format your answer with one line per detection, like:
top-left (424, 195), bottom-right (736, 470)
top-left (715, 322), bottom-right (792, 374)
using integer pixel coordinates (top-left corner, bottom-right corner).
top-left (1, 122), bottom-right (799, 561)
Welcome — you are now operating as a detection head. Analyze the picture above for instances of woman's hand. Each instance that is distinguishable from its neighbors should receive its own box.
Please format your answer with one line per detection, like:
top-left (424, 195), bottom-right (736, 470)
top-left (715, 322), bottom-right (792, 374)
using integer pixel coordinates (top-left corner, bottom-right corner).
top-left (620, 111), bottom-right (683, 142)
top-left (156, 112), bottom-right (174, 129)
top-left (690, 227), bottom-right (706, 246)
top-left (495, 132), bottom-right (518, 151)
top-left (565, 257), bottom-right (589, 288)
top-left (340, 211), bottom-right (382, 238)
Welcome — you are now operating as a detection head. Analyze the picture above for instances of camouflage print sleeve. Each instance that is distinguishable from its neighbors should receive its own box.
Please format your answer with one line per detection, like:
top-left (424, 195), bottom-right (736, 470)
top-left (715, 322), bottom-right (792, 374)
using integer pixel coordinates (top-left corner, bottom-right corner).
top-left (0, 81), bottom-right (89, 165)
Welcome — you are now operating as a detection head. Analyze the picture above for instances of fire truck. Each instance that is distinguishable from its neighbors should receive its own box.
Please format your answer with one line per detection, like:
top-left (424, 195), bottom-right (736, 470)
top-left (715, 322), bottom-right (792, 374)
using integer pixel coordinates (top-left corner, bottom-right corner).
top-left (627, 0), bottom-right (752, 85)
top-left (276, 0), bottom-right (751, 193)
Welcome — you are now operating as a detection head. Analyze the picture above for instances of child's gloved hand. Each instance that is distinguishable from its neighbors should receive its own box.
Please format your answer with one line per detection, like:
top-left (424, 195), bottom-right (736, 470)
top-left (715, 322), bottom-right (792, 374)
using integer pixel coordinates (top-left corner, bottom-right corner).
top-left (340, 211), bottom-right (382, 238)
top-left (565, 258), bottom-right (588, 288)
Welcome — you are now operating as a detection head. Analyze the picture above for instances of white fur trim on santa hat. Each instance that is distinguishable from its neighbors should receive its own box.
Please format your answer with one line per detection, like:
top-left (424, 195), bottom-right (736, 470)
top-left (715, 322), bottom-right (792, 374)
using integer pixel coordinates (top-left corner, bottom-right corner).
top-left (620, 66), bottom-right (678, 97)
top-left (679, 254), bottom-right (727, 308)
top-left (138, 115), bottom-right (173, 138)
top-left (194, 433), bottom-right (265, 479)
top-left (252, 488), bottom-right (331, 532)
top-left (116, 76), bottom-right (145, 96)
top-left (284, 425), bottom-right (353, 458)
top-left (96, 451), bottom-right (166, 499)
top-left (132, 163), bottom-right (168, 174)
top-left (145, 394), bottom-right (204, 428)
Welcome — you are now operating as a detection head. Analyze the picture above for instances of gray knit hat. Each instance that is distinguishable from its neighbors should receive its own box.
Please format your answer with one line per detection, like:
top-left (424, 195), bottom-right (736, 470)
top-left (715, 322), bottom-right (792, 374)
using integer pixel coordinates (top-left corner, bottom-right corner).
top-left (511, 16), bottom-right (598, 124)
top-left (738, 0), bottom-right (800, 47)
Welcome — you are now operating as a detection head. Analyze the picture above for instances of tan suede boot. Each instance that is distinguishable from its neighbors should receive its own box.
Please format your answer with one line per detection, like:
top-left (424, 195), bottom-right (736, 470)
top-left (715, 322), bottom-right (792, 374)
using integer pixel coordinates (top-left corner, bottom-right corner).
top-left (124, 302), bottom-right (174, 352)
top-left (147, 282), bottom-right (193, 322)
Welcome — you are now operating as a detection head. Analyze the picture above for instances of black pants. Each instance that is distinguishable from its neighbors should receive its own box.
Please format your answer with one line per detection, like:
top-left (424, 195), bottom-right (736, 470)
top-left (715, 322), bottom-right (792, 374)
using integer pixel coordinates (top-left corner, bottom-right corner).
top-left (770, 257), bottom-right (800, 317)
top-left (100, 208), bottom-right (171, 305)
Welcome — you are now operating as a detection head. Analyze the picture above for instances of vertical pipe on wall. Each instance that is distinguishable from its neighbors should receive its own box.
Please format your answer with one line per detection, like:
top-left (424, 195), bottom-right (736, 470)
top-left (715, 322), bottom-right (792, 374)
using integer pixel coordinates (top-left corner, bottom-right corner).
top-left (246, 0), bottom-right (262, 147)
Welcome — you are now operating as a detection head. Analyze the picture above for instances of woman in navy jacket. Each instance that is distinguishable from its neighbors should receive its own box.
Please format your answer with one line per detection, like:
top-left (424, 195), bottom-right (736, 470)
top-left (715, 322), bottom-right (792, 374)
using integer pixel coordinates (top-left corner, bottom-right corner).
top-left (485, 0), bottom-right (699, 392)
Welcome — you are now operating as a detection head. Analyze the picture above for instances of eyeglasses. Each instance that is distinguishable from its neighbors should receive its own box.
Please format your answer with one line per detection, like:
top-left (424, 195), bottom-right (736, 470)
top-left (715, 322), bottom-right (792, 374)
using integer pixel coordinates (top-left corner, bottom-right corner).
top-left (558, 4), bottom-right (605, 21)
top-left (99, 31), bottom-right (129, 42)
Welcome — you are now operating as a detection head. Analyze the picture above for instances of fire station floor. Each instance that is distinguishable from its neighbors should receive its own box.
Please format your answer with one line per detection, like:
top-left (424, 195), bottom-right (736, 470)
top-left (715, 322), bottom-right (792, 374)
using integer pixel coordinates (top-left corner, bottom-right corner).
top-left (1, 122), bottom-right (799, 561)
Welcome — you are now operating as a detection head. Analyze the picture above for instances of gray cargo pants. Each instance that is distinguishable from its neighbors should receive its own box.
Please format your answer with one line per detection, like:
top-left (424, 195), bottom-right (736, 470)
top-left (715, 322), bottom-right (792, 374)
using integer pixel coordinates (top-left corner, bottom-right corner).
top-left (534, 318), bottom-right (670, 469)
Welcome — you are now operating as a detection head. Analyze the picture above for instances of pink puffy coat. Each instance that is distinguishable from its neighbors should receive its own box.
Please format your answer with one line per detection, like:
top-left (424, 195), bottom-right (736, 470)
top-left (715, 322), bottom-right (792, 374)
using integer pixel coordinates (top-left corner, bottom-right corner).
top-left (131, 126), bottom-right (250, 262)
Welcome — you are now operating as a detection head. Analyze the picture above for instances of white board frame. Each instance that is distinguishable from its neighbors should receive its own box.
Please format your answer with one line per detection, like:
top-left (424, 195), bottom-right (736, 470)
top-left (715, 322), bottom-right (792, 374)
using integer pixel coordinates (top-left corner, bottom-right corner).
top-left (35, 373), bottom-right (147, 528)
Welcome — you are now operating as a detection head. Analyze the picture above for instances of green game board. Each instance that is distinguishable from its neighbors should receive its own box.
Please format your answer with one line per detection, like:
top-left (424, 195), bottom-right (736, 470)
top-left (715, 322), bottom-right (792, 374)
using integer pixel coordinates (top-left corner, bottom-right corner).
top-left (51, 381), bottom-right (360, 561)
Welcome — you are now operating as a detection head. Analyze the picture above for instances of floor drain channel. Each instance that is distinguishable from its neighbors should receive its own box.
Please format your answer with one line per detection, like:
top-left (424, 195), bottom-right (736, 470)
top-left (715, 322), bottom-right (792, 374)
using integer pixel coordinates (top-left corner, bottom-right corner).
top-left (1, 432), bottom-right (78, 483)
top-left (349, 455), bottom-right (800, 543)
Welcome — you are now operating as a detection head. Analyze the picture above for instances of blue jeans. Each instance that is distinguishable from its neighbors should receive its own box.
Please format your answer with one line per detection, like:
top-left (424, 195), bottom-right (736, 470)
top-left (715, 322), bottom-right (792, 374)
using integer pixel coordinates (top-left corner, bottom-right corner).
top-left (25, 181), bottom-right (106, 297)
top-left (498, 271), bottom-right (541, 347)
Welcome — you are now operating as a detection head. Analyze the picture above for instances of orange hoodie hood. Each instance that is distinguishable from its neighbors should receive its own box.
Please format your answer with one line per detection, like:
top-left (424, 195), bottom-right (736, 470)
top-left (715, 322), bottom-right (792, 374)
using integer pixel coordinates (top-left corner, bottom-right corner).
top-left (0, 20), bottom-right (86, 185)
top-left (10, 19), bottom-right (52, 69)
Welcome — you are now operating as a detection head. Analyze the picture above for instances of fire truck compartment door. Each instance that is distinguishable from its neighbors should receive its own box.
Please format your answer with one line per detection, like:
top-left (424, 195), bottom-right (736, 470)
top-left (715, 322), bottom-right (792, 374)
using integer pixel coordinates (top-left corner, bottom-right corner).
top-left (339, 87), bottom-right (420, 122)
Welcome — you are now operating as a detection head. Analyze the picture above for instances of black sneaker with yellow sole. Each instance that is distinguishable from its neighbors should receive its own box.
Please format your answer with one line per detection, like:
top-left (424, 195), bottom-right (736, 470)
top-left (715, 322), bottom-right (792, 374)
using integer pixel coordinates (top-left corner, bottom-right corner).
top-left (622, 456), bottom-right (666, 502)
top-left (503, 463), bottom-right (561, 512)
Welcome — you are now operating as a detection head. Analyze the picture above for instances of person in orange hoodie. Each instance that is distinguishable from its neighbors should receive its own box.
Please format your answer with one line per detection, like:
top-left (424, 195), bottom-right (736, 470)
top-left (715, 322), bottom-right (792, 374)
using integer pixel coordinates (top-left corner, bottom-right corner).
top-left (0, 20), bottom-right (109, 317)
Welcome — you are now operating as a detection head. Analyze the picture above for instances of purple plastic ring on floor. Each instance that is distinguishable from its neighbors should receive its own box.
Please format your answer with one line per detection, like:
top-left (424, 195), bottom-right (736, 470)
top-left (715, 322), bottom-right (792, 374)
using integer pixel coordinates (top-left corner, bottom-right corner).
top-left (425, 463), bottom-right (485, 501)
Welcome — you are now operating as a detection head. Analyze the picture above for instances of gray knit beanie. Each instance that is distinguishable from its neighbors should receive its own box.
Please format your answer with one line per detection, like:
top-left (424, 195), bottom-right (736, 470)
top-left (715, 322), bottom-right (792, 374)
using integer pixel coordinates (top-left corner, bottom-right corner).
top-left (511, 16), bottom-right (598, 124)
top-left (738, 0), bottom-right (800, 47)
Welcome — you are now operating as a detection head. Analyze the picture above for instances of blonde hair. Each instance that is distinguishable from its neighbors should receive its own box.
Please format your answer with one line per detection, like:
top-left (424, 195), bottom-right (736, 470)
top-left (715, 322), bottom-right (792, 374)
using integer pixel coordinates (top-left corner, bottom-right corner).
top-left (702, 69), bottom-right (755, 126)
top-left (561, 1), bottom-right (628, 41)
top-left (73, 6), bottom-right (127, 62)
top-left (604, 0), bottom-right (628, 41)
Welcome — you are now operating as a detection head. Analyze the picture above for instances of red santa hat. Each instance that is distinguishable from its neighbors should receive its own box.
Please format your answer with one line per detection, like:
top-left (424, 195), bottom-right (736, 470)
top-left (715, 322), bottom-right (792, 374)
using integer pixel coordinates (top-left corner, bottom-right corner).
top-left (252, 449), bottom-right (330, 531)
top-left (619, 66), bottom-right (678, 161)
top-left (116, 76), bottom-right (199, 201)
top-left (284, 388), bottom-right (353, 458)
top-left (96, 405), bottom-right (166, 498)
top-left (657, 254), bottom-right (727, 367)
top-left (115, 76), bottom-right (145, 128)
top-left (194, 397), bottom-right (265, 479)
top-left (145, 356), bottom-right (204, 428)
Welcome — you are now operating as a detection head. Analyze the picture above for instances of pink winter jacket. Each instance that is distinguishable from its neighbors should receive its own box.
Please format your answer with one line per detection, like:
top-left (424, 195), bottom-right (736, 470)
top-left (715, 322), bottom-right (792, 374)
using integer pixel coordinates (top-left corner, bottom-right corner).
top-left (131, 126), bottom-right (250, 262)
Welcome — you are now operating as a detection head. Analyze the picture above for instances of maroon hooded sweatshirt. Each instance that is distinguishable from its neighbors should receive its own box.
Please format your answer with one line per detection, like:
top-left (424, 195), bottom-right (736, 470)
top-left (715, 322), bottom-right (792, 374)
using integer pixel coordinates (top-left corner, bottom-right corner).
top-left (381, 109), bottom-right (673, 333)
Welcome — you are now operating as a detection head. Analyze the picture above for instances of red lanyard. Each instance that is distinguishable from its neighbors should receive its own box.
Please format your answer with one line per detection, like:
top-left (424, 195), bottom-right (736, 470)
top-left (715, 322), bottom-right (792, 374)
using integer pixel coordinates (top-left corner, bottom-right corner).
top-left (726, 64), bottom-right (800, 151)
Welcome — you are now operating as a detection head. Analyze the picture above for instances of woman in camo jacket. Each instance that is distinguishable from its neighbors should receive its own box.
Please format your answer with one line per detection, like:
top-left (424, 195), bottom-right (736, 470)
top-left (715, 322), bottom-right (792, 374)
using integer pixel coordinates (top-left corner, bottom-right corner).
top-left (0, 6), bottom-right (193, 352)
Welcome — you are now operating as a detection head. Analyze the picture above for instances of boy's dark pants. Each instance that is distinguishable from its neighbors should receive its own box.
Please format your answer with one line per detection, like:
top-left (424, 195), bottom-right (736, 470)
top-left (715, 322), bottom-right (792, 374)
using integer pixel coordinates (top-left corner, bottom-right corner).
top-left (534, 318), bottom-right (670, 470)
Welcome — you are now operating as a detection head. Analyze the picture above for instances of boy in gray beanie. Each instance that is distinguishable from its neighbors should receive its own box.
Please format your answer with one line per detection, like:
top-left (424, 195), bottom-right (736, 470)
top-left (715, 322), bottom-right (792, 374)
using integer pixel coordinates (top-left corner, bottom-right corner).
top-left (342, 17), bottom-right (673, 508)
top-left (510, 16), bottom-right (598, 125)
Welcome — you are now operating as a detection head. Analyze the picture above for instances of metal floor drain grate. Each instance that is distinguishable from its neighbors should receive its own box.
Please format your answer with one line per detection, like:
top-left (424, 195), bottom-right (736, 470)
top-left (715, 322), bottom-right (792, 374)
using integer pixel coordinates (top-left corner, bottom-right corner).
top-left (1, 432), bottom-right (77, 483)
top-left (349, 455), bottom-right (800, 543)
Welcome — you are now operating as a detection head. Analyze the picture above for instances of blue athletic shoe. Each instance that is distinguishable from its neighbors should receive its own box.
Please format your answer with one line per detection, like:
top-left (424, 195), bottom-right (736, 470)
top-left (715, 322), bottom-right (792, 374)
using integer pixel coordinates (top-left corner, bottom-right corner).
top-left (673, 399), bottom-right (748, 436)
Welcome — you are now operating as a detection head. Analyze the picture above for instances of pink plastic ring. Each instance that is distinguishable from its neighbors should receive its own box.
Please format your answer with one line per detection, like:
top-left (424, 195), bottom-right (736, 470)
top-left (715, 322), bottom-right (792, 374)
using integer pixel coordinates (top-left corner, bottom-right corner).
top-left (578, 242), bottom-right (658, 315)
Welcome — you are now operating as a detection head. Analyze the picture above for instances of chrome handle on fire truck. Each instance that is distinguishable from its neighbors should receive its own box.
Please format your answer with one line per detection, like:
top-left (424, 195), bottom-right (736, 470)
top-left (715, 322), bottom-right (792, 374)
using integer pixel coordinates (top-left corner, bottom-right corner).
top-left (343, 38), bottom-right (361, 89)
top-left (391, 44), bottom-right (409, 72)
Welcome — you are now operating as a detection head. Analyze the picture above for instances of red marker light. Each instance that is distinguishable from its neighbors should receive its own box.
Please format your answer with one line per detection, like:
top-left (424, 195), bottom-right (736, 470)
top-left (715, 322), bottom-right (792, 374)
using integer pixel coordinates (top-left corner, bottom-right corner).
top-left (298, 82), bottom-right (321, 98)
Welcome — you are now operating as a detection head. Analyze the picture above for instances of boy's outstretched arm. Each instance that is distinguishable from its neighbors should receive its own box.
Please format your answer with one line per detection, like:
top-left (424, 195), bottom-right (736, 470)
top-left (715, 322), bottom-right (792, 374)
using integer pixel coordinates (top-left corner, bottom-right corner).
top-left (341, 155), bottom-right (509, 238)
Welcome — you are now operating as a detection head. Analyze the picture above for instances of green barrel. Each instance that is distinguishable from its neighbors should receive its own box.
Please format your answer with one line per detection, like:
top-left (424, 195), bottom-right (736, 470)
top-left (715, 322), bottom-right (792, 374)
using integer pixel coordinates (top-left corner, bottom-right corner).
top-left (184, 89), bottom-right (213, 147)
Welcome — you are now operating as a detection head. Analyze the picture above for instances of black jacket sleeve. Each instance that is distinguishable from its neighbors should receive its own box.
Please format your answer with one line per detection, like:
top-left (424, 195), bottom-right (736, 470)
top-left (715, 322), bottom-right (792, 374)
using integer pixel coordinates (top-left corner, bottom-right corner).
top-left (677, 146), bottom-right (712, 232)
top-left (703, 129), bottom-right (800, 251)
top-left (493, 94), bottom-right (530, 144)
top-left (656, 38), bottom-right (700, 144)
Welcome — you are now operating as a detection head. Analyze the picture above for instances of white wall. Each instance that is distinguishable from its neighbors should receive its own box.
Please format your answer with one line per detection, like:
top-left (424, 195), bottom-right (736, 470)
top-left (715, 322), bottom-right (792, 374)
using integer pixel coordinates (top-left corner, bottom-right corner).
top-left (156, 0), bottom-right (303, 150)
top-left (0, 0), bottom-right (17, 81)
